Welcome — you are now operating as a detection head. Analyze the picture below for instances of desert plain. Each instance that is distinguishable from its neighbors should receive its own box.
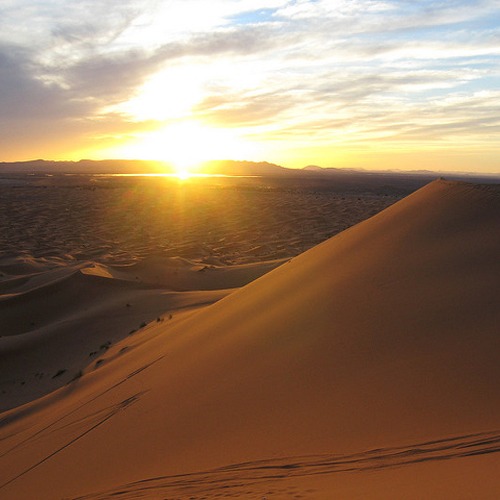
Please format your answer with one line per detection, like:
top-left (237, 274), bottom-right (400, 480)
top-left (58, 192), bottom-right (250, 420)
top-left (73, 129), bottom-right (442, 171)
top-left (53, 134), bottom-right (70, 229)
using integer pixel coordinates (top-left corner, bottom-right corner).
top-left (0, 173), bottom-right (499, 499)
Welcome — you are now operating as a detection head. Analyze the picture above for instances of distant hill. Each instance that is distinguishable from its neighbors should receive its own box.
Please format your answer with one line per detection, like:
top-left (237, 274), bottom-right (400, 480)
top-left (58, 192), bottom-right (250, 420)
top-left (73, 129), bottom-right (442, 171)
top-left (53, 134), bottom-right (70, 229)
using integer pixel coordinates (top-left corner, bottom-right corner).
top-left (0, 159), bottom-right (289, 176)
top-left (1, 159), bottom-right (498, 195)
top-left (1, 158), bottom-right (498, 179)
top-left (200, 160), bottom-right (288, 176)
top-left (302, 163), bottom-right (500, 179)
top-left (0, 159), bottom-right (176, 174)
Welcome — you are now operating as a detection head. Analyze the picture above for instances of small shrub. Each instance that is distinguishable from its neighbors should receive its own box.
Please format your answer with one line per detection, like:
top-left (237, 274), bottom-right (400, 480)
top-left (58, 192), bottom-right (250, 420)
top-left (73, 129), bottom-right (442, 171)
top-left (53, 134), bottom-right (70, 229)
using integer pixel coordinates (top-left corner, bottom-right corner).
top-left (52, 369), bottom-right (67, 379)
top-left (100, 341), bottom-right (111, 350)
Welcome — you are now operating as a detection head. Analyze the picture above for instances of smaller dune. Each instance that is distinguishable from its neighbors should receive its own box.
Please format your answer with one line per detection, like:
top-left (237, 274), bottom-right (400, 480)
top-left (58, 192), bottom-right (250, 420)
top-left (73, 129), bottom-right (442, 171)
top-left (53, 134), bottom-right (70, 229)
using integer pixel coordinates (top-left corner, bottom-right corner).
top-left (0, 254), bottom-right (283, 411)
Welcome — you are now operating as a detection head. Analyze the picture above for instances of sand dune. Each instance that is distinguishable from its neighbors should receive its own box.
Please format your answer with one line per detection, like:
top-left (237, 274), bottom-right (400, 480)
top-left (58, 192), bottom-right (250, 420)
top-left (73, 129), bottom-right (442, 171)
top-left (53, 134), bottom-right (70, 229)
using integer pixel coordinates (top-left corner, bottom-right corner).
top-left (84, 256), bottom-right (287, 290)
top-left (0, 255), bottom-right (285, 411)
top-left (0, 179), bottom-right (499, 499)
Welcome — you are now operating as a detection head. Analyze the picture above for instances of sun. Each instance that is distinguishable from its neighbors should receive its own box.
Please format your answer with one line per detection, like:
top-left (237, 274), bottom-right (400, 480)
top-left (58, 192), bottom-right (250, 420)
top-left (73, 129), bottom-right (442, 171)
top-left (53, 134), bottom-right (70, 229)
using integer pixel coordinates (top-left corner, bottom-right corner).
top-left (175, 168), bottom-right (191, 180)
top-left (115, 121), bottom-right (257, 174)
top-left (100, 61), bottom-right (262, 171)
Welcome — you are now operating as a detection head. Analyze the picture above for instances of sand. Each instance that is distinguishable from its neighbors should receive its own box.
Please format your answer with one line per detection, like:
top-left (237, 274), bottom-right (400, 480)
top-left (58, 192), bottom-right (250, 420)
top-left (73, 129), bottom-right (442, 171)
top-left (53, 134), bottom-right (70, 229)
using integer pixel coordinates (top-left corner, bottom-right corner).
top-left (0, 175), bottom-right (398, 410)
top-left (0, 177), bottom-right (499, 499)
top-left (0, 175), bottom-right (399, 264)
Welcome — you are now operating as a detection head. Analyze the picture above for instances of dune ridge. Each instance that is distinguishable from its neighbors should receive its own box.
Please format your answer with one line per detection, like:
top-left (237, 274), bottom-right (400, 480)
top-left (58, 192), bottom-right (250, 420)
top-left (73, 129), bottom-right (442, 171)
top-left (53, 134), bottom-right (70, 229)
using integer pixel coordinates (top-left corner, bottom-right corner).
top-left (1, 179), bottom-right (499, 499)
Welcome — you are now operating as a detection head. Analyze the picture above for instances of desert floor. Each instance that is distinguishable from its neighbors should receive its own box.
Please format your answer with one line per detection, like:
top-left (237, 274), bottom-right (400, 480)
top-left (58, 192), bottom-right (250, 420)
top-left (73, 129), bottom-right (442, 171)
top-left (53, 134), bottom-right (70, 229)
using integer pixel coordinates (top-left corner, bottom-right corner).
top-left (1, 175), bottom-right (498, 500)
top-left (0, 174), bottom-right (401, 265)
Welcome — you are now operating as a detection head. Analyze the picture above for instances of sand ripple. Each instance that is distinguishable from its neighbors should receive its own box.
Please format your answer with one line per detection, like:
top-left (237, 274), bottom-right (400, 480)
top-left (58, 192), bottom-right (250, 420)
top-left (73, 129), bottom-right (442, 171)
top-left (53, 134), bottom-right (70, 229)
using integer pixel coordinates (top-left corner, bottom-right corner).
top-left (67, 431), bottom-right (500, 500)
top-left (0, 177), bottom-right (400, 266)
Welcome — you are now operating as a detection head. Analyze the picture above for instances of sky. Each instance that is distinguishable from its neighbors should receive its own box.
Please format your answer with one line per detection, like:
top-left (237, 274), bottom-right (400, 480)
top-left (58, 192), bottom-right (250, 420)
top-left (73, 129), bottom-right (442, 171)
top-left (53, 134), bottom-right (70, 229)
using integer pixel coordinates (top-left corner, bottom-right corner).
top-left (1, 0), bottom-right (499, 173)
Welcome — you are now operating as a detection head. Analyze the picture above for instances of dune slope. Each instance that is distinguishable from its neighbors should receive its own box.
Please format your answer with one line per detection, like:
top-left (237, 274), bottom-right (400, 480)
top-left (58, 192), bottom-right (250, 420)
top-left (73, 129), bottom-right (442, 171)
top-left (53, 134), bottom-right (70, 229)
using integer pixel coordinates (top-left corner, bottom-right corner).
top-left (0, 257), bottom-right (283, 411)
top-left (0, 179), bottom-right (499, 499)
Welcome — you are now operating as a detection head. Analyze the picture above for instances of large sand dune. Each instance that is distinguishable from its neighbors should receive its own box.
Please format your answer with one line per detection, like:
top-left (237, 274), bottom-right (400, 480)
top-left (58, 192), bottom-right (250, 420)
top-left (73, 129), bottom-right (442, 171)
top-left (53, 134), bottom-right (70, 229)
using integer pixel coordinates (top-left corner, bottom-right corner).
top-left (0, 179), bottom-right (499, 499)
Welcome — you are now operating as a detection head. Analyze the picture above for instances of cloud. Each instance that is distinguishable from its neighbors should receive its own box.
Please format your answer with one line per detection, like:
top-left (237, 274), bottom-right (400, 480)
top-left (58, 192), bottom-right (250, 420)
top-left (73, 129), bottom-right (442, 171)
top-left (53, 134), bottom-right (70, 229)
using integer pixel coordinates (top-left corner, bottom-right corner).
top-left (64, 50), bottom-right (158, 105)
top-left (1, 0), bottom-right (499, 166)
top-left (195, 89), bottom-right (297, 126)
top-left (151, 23), bottom-right (282, 62)
top-left (0, 45), bottom-right (77, 120)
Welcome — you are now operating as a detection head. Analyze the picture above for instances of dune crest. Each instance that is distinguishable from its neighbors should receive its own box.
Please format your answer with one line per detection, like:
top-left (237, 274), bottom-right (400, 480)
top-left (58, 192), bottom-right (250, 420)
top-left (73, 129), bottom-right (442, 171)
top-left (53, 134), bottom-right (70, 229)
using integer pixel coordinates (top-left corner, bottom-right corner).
top-left (1, 180), bottom-right (499, 499)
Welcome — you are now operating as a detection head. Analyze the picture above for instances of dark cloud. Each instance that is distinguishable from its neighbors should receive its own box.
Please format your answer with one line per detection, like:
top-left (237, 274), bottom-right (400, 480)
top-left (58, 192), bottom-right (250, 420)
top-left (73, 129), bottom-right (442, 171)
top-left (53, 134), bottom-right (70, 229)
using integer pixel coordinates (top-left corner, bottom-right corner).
top-left (64, 50), bottom-right (157, 105)
top-left (0, 45), bottom-right (77, 120)
top-left (0, 40), bottom-right (158, 159)
top-left (151, 23), bottom-right (281, 63)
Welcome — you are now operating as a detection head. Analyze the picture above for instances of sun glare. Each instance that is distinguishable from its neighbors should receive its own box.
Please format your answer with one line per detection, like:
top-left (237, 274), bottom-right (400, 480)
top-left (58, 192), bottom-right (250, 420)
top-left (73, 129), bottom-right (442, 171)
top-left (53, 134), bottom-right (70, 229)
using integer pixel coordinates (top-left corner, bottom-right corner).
top-left (115, 121), bottom-right (257, 173)
top-left (175, 169), bottom-right (191, 180)
top-left (121, 66), bottom-right (203, 121)
top-left (102, 60), bottom-right (263, 172)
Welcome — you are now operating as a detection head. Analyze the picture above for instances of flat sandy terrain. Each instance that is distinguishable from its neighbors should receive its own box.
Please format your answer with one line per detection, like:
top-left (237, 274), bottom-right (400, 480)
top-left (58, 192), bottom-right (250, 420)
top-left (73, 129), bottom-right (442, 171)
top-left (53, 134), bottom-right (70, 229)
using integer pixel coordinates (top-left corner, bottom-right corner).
top-left (1, 176), bottom-right (499, 499)
top-left (0, 174), bottom-right (400, 264)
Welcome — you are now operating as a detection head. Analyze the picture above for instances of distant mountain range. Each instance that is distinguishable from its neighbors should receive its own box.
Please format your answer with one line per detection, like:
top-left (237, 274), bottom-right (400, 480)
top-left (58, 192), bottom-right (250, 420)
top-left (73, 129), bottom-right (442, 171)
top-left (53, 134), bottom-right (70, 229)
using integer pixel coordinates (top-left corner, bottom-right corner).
top-left (0, 159), bottom-right (292, 176)
top-left (201, 160), bottom-right (287, 176)
top-left (0, 159), bottom-right (174, 175)
top-left (1, 159), bottom-right (498, 192)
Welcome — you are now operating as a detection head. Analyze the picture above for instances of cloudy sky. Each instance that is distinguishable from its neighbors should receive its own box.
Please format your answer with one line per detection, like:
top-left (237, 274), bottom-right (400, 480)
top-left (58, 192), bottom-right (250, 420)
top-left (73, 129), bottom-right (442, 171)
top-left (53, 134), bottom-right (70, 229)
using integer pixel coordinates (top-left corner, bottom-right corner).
top-left (1, 0), bottom-right (499, 172)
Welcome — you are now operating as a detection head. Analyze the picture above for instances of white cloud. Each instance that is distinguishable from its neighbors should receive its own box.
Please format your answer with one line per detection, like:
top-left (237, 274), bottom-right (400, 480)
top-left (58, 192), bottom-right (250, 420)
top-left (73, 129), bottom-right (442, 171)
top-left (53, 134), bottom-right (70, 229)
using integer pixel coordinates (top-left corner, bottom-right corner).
top-left (276, 0), bottom-right (394, 20)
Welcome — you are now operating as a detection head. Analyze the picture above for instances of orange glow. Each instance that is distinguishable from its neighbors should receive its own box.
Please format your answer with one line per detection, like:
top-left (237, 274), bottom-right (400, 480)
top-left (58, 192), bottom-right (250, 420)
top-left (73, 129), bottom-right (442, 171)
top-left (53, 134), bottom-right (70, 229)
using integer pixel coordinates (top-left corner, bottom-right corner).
top-left (112, 121), bottom-right (258, 174)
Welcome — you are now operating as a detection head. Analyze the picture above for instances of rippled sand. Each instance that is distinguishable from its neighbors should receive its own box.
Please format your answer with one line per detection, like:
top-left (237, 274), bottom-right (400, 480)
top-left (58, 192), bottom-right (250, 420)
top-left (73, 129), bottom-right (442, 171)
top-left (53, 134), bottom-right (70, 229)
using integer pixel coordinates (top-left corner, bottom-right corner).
top-left (0, 175), bottom-right (400, 265)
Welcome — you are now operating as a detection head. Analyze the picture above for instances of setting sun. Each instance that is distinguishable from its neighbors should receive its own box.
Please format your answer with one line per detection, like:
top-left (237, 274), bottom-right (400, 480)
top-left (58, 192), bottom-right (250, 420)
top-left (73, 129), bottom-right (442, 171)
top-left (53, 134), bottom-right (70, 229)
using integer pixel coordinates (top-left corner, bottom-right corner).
top-left (175, 168), bottom-right (191, 180)
top-left (113, 121), bottom-right (258, 174)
